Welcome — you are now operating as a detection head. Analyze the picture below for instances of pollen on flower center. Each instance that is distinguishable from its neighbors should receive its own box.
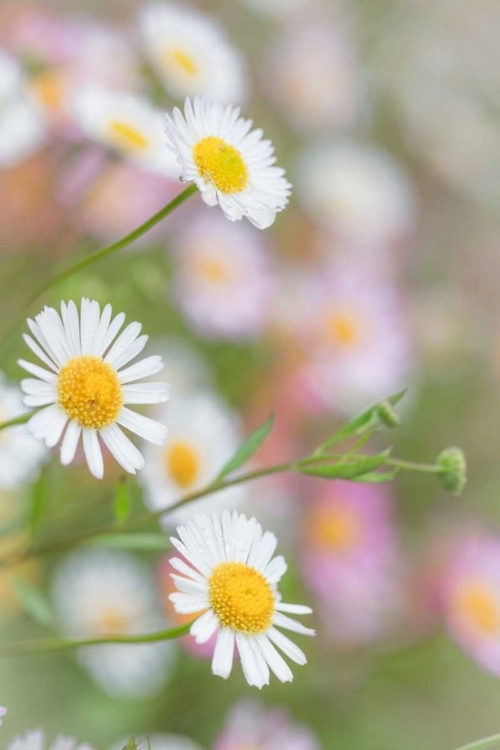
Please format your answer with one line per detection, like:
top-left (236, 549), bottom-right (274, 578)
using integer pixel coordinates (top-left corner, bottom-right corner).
top-left (209, 561), bottom-right (275, 634)
top-left (455, 581), bottom-right (500, 635)
top-left (108, 119), bottom-right (150, 152)
top-left (166, 47), bottom-right (199, 77)
top-left (57, 355), bottom-right (123, 429)
top-left (166, 440), bottom-right (200, 488)
top-left (96, 607), bottom-right (131, 635)
top-left (193, 136), bottom-right (249, 194)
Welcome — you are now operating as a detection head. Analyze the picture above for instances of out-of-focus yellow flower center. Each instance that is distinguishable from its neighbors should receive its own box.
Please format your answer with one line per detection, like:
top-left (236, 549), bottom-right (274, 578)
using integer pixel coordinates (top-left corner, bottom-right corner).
top-left (209, 561), bottom-right (275, 634)
top-left (32, 70), bottom-right (64, 112)
top-left (309, 504), bottom-right (360, 552)
top-left (192, 255), bottom-right (230, 285)
top-left (96, 607), bottom-right (131, 635)
top-left (165, 47), bottom-right (199, 77)
top-left (327, 311), bottom-right (361, 347)
top-left (456, 581), bottom-right (500, 635)
top-left (193, 136), bottom-right (249, 194)
top-left (165, 440), bottom-right (201, 488)
top-left (108, 120), bottom-right (150, 152)
top-left (57, 355), bottom-right (123, 429)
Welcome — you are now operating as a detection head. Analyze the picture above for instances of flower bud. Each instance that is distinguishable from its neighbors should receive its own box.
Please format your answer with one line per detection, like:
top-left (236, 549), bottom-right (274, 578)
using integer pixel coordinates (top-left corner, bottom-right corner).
top-left (437, 446), bottom-right (467, 496)
top-left (377, 400), bottom-right (400, 428)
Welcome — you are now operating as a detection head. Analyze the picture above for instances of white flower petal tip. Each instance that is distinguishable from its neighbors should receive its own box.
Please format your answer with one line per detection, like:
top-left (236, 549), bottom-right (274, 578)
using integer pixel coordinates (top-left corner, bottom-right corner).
top-left (169, 510), bottom-right (314, 688)
top-left (19, 299), bottom-right (170, 479)
top-left (165, 96), bottom-right (291, 229)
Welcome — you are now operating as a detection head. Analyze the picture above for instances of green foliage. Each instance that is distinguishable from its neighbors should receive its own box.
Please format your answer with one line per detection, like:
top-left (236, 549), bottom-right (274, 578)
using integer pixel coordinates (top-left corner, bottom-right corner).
top-left (216, 414), bottom-right (274, 480)
top-left (8, 576), bottom-right (54, 628)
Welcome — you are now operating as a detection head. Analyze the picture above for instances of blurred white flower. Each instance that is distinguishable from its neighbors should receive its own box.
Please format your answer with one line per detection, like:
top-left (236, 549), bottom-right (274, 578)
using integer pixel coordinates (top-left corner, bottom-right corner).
top-left (142, 390), bottom-right (245, 525)
top-left (19, 298), bottom-right (169, 479)
top-left (139, 3), bottom-right (246, 103)
top-left (296, 142), bottom-right (415, 247)
top-left (7, 730), bottom-right (94, 750)
top-left (0, 372), bottom-right (47, 488)
top-left (71, 87), bottom-right (180, 177)
top-left (239, 0), bottom-right (311, 19)
top-left (169, 510), bottom-right (315, 688)
top-left (52, 549), bottom-right (175, 698)
top-left (0, 706), bottom-right (6, 726)
top-left (171, 212), bottom-right (275, 340)
top-left (144, 336), bottom-right (213, 397)
top-left (165, 97), bottom-right (291, 229)
top-left (0, 48), bottom-right (47, 168)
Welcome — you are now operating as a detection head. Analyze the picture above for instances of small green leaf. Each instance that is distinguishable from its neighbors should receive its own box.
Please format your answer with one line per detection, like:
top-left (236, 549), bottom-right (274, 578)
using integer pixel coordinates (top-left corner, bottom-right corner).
top-left (114, 479), bottom-right (132, 523)
top-left (216, 415), bottom-right (274, 480)
top-left (86, 534), bottom-right (171, 551)
top-left (354, 468), bottom-right (400, 483)
top-left (29, 466), bottom-right (48, 538)
top-left (317, 390), bottom-right (407, 450)
top-left (123, 740), bottom-right (139, 750)
top-left (298, 449), bottom-right (392, 480)
top-left (9, 576), bottom-right (54, 628)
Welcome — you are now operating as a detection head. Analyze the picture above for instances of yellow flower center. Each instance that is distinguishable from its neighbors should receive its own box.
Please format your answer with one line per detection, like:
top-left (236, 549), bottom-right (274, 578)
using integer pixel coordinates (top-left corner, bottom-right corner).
top-left (455, 581), bottom-right (500, 635)
top-left (209, 561), bottom-right (275, 634)
top-left (57, 355), bottom-right (123, 429)
top-left (309, 504), bottom-right (360, 552)
top-left (32, 70), bottom-right (64, 112)
top-left (192, 255), bottom-right (230, 285)
top-left (327, 311), bottom-right (361, 347)
top-left (96, 607), bottom-right (131, 635)
top-left (108, 120), bottom-right (150, 152)
top-left (165, 440), bottom-right (201, 488)
top-left (165, 47), bottom-right (199, 77)
top-left (193, 136), bottom-right (249, 194)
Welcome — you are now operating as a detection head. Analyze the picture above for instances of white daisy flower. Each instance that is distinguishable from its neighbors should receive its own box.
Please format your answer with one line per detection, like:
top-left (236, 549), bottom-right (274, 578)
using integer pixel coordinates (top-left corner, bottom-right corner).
top-left (7, 730), bottom-right (94, 750)
top-left (171, 212), bottom-right (275, 340)
top-left (0, 372), bottom-right (47, 488)
top-left (165, 96), bottom-right (291, 229)
top-left (72, 87), bottom-right (180, 178)
top-left (169, 510), bottom-right (315, 689)
top-left (0, 49), bottom-right (47, 168)
top-left (0, 706), bottom-right (6, 725)
top-left (142, 390), bottom-right (245, 526)
top-left (139, 4), bottom-right (246, 103)
top-left (18, 298), bottom-right (169, 479)
top-left (52, 549), bottom-right (175, 698)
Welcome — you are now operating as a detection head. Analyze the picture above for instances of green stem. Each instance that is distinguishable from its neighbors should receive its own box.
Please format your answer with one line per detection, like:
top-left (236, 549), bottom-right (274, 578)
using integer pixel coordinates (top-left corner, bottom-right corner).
top-left (453, 735), bottom-right (500, 750)
top-left (0, 621), bottom-right (193, 658)
top-left (386, 458), bottom-right (439, 473)
top-left (0, 410), bottom-right (38, 432)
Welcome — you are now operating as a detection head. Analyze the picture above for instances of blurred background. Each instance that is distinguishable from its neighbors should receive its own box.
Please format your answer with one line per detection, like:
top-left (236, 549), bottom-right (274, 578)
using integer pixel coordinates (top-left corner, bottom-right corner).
top-left (0, 0), bottom-right (499, 748)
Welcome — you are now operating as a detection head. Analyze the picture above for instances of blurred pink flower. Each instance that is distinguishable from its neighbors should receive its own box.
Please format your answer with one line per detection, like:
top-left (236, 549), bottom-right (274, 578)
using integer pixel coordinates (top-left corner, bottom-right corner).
top-left (441, 532), bottom-right (500, 676)
top-left (171, 212), bottom-right (275, 341)
top-left (301, 480), bottom-right (402, 646)
top-left (213, 700), bottom-right (321, 750)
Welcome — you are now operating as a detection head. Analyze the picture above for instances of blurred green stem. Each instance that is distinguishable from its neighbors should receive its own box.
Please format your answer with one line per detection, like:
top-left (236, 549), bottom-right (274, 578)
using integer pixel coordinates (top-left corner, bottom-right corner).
top-left (0, 621), bottom-right (193, 658)
top-left (0, 410), bottom-right (37, 432)
top-left (454, 736), bottom-right (500, 750)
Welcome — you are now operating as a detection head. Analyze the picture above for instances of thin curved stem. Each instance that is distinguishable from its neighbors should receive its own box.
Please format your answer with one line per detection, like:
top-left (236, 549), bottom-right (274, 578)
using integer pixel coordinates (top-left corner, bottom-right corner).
top-left (453, 735), bottom-right (500, 750)
top-left (0, 621), bottom-right (193, 658)
top-left (0, 410), bottom-right (37, 433)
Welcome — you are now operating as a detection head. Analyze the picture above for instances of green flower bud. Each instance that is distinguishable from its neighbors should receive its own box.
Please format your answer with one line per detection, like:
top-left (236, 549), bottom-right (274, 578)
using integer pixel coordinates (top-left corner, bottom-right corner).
top-left (377, 401), bottom-right (400, 428)
top-left (437, 446), bottom-right (467, 496)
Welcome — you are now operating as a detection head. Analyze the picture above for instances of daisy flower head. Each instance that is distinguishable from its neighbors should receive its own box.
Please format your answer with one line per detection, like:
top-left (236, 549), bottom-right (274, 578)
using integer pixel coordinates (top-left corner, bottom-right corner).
top-left (139, 4), bottom-right (246, 103)
top-left (441, 533), bottom-right (500, 676)
top-left (19, 298), bottom-right (169, 479)
top-left (0, 372), bottom-right (47, 488)
top-left (142, 390), bottom-right (245, 525)
top-left (52, 549), bottom-right (175, 697)
top-left (172, 212), bottom-right (275, 340)
top-left (7, 730), bottom-right (94, 750)
top-left (165, 97), bottom-right (291, 229)
top-left (169, 510), bottom-right (315, 689)
top-left (72, 87), bottom-right (180, 178)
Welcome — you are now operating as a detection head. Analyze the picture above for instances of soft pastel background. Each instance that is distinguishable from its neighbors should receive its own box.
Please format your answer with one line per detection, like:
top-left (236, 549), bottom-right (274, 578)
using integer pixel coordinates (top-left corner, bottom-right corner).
top-left (0, 0), bottom-right (499, 748)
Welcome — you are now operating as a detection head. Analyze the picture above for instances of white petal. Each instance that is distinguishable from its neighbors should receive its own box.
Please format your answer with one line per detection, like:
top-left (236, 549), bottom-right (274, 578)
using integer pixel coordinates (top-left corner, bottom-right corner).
top-left (212, 628), bottom-right (234, 680)
top-left (263, 555), bottom-right (287, 583)
top-left (116, 407), bottom-right (167, 444)
top-left (44, 409), bottom-right (68, 448)
top-left (99, 423), bottom-right (145, 474)
top-left (254, 634), bottom-right (293, 682)
top-left (169, 556), bottom-right (207, 585)
top-left (60, 300), bottom-right (81, 357)
top-left (18, 360), bottom-right (57, 383)
top-left (82, 428), bottom-right (104, 479)
top-left (266, 627), bottom-right (307, 665)
top-left (111, 335), bottom-right (149, 370)
top-left (275, 603), bottom-right (313, 615)
top-left (170, 537), bottom-right (213, 578)
top-left (60, 420), bottom-right (82, 466)
top-left (273, 612), bottom-right (316, 636)
top-left (104, 321), bottom-right (142, 366)
top-left (236, 632), bottom-right (267, 688)
top-left (117, 355), bottom-right (165, 383)
top-left (91, 303), bottom-right (113, 355)
top-left (28, 404), bottom-right (66, 441)
top-left (122, 383), bottom-right (169, 404)
top-left (191, 609), bottom-right (219, 645)
top-left (95, 310), bottom-right (126, 357)
top-left (20, 378), bottom-right (55, 396)
top-left (23, 394), bottom-right (56, 407)
top-left (80, 298), bottom-right (101, 355)
top-left (169, 592), bottom-right (209, 613)
top-left (22, 333), bottom-right (58, 372)
top-left (171, 574), bottom-right (207, 596)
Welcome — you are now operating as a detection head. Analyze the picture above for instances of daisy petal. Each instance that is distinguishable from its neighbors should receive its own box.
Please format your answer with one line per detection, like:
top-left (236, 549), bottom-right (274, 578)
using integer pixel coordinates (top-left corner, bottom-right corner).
top-left (212, 628), bottom-right (234, 680)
